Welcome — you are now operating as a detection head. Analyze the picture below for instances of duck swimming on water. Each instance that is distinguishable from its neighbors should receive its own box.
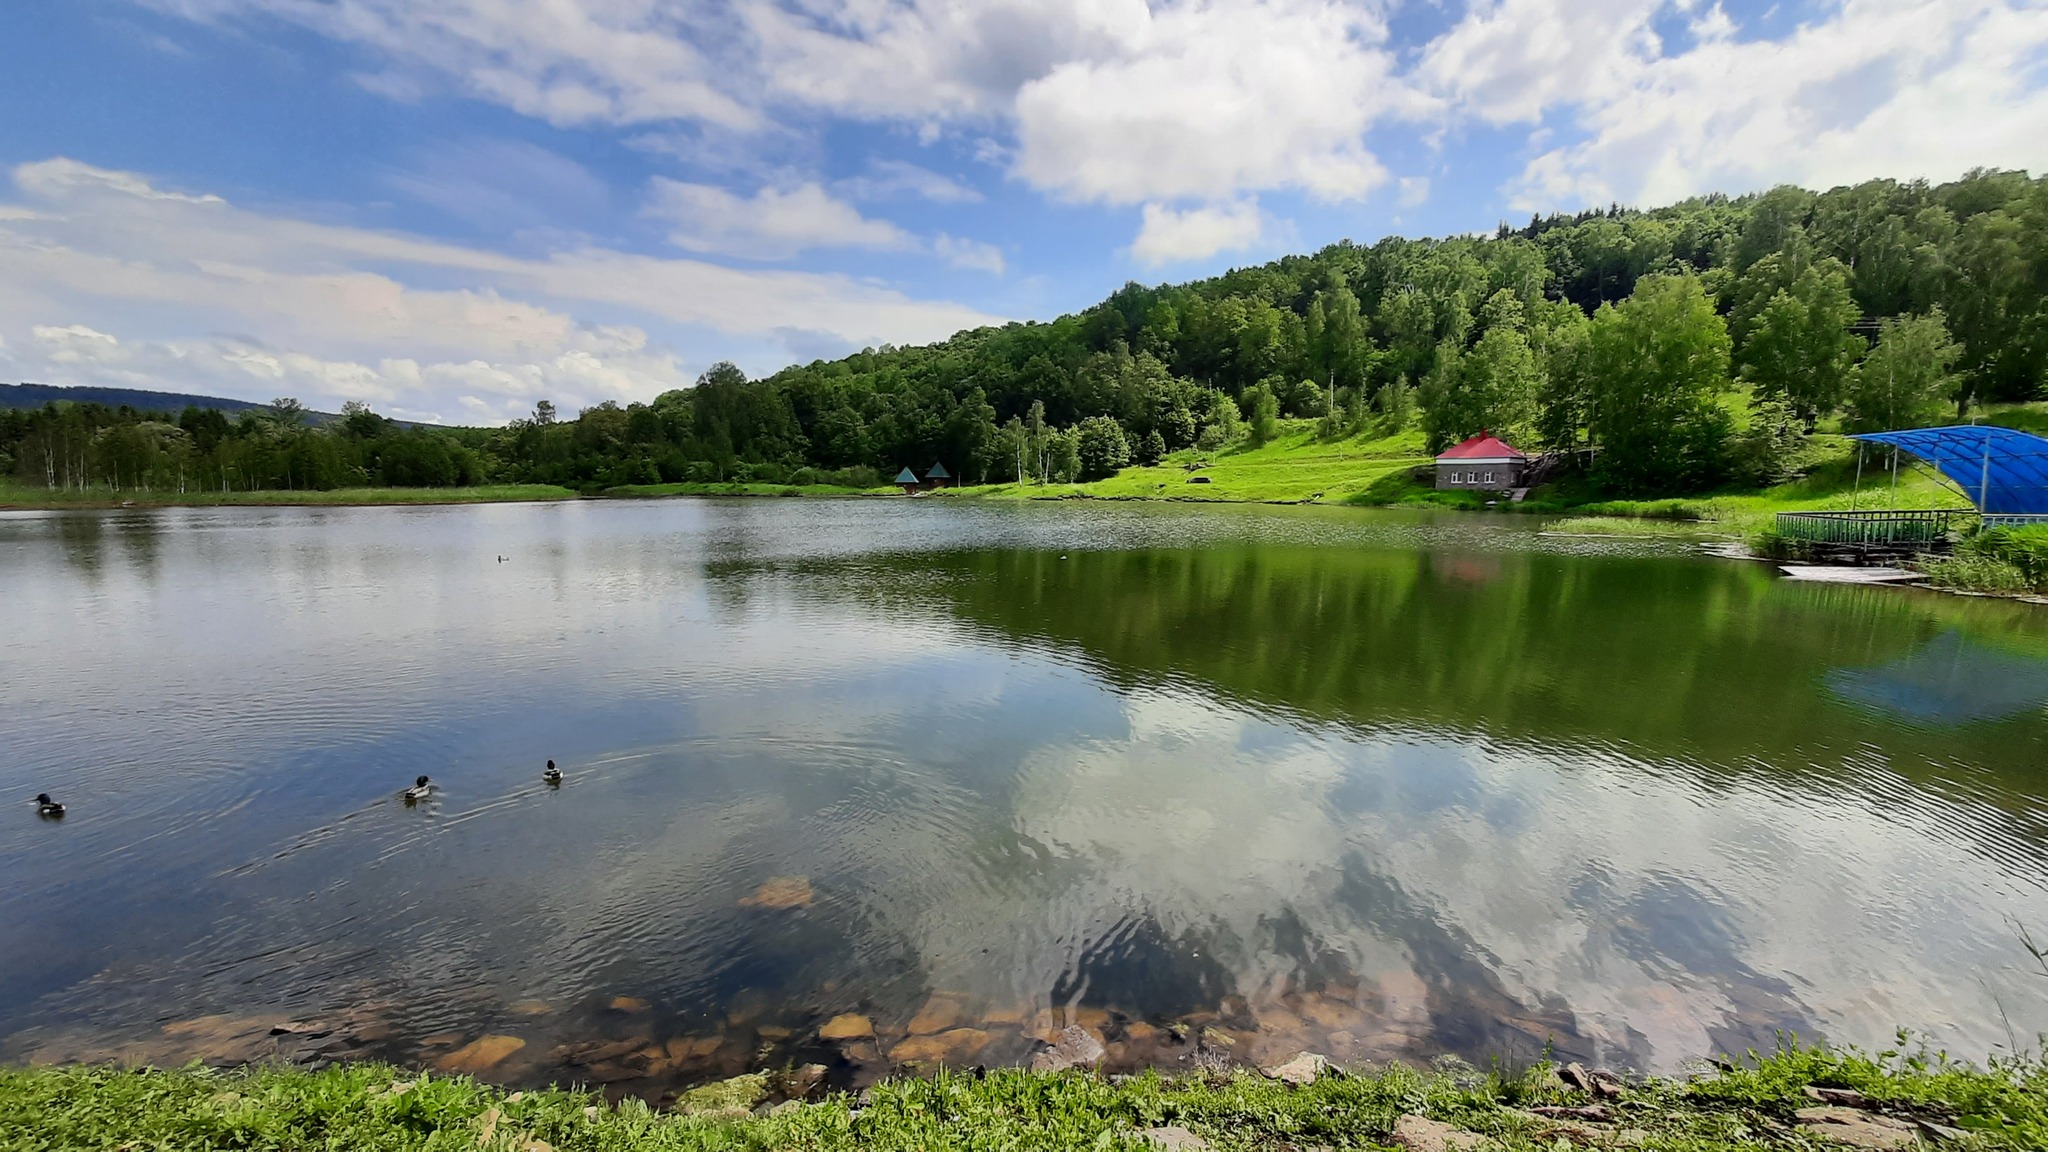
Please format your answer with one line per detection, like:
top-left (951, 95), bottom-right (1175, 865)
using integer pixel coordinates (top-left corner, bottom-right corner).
top-left (542, 760), bottom-right (562, 785)
top-left (34, 793), bottom-right (64, 818)
top-left (402, 775), bottom-right (433, 803)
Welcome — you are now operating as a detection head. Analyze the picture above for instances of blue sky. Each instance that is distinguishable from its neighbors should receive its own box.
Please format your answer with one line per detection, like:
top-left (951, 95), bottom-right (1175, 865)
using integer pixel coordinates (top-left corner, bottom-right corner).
top-left (2, 0), bottom-right (2044, 424)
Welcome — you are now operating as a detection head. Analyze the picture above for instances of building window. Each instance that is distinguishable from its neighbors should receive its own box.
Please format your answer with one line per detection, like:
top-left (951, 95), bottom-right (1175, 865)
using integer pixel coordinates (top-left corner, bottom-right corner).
top-left (1483, 471), bottom-right (1494, 484)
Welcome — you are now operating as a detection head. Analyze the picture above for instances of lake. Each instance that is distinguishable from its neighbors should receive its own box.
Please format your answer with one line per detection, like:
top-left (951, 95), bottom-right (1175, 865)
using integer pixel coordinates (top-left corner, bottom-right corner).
top-left (4, 497), bottom-right (2047, 1097)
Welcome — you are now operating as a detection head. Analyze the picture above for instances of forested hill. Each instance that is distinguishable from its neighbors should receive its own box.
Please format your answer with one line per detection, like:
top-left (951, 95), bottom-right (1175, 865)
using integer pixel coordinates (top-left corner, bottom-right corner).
top-left (557, 168), bottom-right (2039, 495)
top-left (0, 382), bottom-right (295, 417)
top-left (5, 169), bottom-right (2046, 497)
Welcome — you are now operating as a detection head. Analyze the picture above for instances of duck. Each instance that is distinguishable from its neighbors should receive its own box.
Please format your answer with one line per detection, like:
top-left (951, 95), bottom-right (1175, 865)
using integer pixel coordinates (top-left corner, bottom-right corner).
top-left (402, 775), bottom-right (433, 803)
top-left (34, 793), bottom-right (65, 818)
top-left (542, 760), bottom-right (562, 785)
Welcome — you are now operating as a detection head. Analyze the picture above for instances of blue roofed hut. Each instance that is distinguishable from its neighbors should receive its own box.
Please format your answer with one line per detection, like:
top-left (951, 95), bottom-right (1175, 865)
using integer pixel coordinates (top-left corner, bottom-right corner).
top-left (924, 462), bottom-right (952, 489)
top-left (894, 467), bottom-right (921, 495)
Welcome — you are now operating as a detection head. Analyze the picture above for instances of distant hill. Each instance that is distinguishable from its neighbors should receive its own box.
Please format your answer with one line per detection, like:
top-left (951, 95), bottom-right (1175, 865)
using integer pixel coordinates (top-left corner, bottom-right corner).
top-left (0, 382), bottom-right (296, 417)
top-left (0, 383), bottom-right (373, 428)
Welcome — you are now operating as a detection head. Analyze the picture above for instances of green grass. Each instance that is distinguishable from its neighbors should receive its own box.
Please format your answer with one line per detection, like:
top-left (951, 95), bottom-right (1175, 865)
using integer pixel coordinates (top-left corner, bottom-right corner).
top-left (599, 482), bottom-right (893, 499)
top-left (0, 483), bottom-right (578, 509)
top-left (954, 423), bottom-right (1431, 505)
top-left (5, 1039), bottom-right (2045, 1150)
top-left (944, 420), bottom-right (1982, 546)
top-left (1541, 516), bottom-right (1725, 538)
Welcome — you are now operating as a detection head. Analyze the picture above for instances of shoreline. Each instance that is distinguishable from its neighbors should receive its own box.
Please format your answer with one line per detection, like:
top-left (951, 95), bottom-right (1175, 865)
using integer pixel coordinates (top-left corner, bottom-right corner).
top-left (0, 483), bottom-right (581, 511)
top-left (14, 479), bottom-right (2038, 604)
top-left (5, 1039), bottom-right (2039, 1149)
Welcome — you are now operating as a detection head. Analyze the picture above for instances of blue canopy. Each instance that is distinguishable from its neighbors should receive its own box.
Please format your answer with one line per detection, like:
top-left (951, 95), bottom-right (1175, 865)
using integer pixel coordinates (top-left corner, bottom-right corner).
top-left (1851, 425), bottom-right (2048, 514)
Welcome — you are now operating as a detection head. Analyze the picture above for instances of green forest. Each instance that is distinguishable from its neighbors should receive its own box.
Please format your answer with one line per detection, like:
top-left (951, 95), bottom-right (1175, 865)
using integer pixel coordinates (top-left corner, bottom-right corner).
top-left (4, 169), bottom-right (2044, 499)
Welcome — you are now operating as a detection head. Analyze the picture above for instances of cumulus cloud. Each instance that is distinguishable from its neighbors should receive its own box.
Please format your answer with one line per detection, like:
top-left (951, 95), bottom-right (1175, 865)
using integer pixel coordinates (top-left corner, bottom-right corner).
top-left (144, 0), bottom-right (2048, 265)
top-left (163, 1), bottom-right (1417, 229)
top-left (646, 179), bottom-right (914, 258)
top-left (1418, 0), bottom-right (1663, 126)
top-left (1011, 1), bottom-right (1406, 206)
top-left (1428, 0), bottom-right (2048, 211)
top-left (0, 159), bottom-right (1001, 421)
top-left (1130, 198), bottom-right (1267, 265)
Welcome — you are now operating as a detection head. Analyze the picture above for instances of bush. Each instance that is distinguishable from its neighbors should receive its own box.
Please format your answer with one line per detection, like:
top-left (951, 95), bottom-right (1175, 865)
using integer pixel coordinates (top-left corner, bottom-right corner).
top-left (1922, 553), bottom-right (2033, 594)
top-left (1730, 396), bottom-right (1805, 487)
top-left (1074, 416), bottom-right (1130, 480)
top-left (1940, 526), bottom-right (2048, 591)
top-left (827, 465), bottom-right (881, 489)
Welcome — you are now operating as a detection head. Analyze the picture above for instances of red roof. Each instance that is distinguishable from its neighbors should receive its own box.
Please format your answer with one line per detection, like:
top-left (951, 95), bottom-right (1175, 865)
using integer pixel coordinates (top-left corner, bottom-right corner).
top-left (1436, 432), bottom-right (1527, 461)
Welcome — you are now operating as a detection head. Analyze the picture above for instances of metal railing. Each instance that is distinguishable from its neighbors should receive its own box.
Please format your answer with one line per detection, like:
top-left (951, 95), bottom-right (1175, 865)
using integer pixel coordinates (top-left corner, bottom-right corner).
top-left (1983, 513), bottom-right (2048, 530)
top-left (1773, 509), bottom-right (1963, 546)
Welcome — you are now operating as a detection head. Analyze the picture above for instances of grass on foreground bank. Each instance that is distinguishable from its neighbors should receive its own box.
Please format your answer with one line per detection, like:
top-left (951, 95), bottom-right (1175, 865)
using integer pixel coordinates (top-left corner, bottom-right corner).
top-left (6, 1041), bottom-right (2047, 1151)
top-left (0, 482), bottom-right (578, 510)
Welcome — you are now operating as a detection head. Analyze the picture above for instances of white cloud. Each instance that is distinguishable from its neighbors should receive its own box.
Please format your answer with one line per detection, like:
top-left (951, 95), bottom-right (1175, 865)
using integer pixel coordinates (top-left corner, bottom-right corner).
top-left (934, 233), bottom-right (1006, 274)
top-left (1398, 176), bottom-right (1431, 207)
top-left (384, 137), bottom-right (611, 232)
top-left (1130, 198), bottom-right (1267, 266)
top-left (1418, 0), bottom-right (1662, 126)
top-left (743, 0), bottom-right (1138, 124)
top-left (152, 0), bottom-right (758, 129)
top-left (836, 160), bottom-right (983, 204)
top-left (645, 179), bottom-right (914, 259)
top-left (32, 324), bottom-right (121, 359)
top-left (146, 0), bottom-right (2048, 264)
top-left (161, 0), bottom-right (1418, 239)
top-left (1429, 0), bottom-right (2048, 211)
top-left (1012, 1), bottom-right (1409, 206)
top-left (0, 159), bottom-right (1002, 421)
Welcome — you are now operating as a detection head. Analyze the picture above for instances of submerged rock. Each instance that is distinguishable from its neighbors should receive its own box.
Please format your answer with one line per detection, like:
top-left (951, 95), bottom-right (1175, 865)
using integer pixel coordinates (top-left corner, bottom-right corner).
top-left (818, 1014), bottom-right (874, 1041)
top-left (1028, 1025), bottom-right (1105, 1072)
top-left (436, 1035), bottom-right (526, 1074)
top-left (738, 876), bottom-right (814, 909)
top-left (907, 994), bottom-right (971, 1035)
top-left (889, 1028), bottom-right (989, 1064)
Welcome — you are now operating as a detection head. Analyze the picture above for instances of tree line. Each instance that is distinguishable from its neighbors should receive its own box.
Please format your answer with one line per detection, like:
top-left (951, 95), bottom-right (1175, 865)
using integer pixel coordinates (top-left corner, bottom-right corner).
top-left (0, 399), bottom-right (485, 493)
top-left (5, 168), bottom-right (2043, 497)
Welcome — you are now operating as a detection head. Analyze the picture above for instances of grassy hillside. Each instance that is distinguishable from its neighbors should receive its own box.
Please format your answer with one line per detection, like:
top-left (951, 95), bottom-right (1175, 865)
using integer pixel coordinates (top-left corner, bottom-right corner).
top-left (959, 424), bottom-right (1431, 506)
top-left (937, 415), bottom-right (1980, 541)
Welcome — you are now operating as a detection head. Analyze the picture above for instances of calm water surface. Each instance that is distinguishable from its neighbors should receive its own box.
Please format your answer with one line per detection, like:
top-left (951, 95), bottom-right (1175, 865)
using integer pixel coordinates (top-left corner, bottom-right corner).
top-left (4, 498), bottom-right (2047, 1095)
